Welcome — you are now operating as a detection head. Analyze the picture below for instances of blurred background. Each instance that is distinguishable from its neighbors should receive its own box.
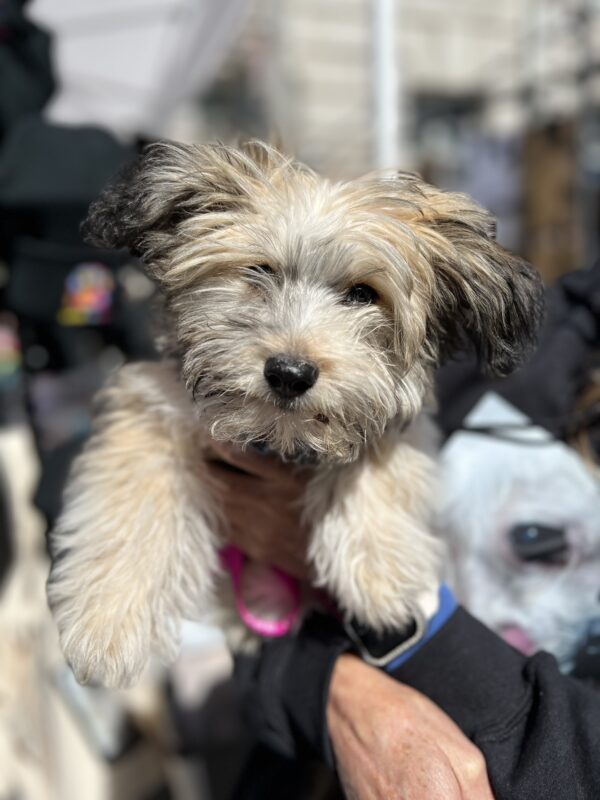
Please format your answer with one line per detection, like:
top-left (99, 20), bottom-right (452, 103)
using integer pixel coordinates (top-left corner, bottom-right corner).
top-left (1, 0), bottom-right (599, 798)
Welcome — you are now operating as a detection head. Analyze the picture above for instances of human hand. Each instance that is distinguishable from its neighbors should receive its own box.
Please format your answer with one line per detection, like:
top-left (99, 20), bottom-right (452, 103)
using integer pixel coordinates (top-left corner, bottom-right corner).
top-left (327, 654), bottom-right (495, 800)
top-left (205, 441), bottom-right (312, 579)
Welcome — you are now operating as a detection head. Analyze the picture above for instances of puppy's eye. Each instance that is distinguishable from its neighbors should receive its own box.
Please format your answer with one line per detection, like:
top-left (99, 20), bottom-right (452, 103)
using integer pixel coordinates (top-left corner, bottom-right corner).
top-left (344, 284), bottom-right (379, 305)
top-left (248, 264), bottom-right (274, 275)
top-left (510, 523), bottom-right (570, 565)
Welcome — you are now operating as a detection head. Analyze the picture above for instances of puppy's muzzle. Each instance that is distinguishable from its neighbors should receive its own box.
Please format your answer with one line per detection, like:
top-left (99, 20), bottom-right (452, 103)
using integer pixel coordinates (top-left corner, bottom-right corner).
top-left (264, 354), bottom-right (319, 399)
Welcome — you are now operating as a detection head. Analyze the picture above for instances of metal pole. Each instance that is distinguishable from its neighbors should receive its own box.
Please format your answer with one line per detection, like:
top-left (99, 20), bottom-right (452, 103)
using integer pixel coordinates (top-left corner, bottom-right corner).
top-left (371, 0), bottom-right (402, 169)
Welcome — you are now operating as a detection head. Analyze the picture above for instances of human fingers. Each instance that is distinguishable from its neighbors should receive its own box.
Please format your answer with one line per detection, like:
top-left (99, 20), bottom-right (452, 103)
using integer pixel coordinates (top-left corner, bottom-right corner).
top-left (207, 463), bottom-right (311, 578)
top-left (225, 504), bottom-right (310, 579)
top-left (206, 439), bottom-right (299, 481)
top-left (206, 456), bottom-right (309, 526)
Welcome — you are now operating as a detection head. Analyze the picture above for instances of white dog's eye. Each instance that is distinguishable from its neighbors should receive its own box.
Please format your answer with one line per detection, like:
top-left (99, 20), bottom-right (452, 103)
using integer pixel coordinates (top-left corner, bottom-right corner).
top-left (510, 523), bottom-right (570, 565)
top-left (344, 284), bottom-right (379, 305)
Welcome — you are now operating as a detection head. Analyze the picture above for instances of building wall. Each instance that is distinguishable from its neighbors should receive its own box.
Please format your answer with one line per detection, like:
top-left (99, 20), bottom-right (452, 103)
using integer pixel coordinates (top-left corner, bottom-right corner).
top-left (266, 0), bottom-right (529, 175)
top-left (262, 0), bottom-right (596, 176)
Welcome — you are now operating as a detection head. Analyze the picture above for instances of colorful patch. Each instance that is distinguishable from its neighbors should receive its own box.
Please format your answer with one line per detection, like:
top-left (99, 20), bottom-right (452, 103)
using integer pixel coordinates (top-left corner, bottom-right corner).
top-left (0, 324), bottom-right (21, 376)
top-left (57, 262), bottom-right (115, 326)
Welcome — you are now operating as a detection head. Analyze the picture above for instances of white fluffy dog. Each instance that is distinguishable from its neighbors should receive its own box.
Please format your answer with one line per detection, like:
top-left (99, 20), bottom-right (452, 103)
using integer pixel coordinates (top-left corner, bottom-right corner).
top-left (441, 394), bottom-right (600, 674)
top-left (47, 141), bottom-right (542, 688)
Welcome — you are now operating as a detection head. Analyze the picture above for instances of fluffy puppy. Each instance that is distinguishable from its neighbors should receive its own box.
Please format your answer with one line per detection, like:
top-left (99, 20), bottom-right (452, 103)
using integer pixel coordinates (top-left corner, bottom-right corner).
top-left (47, 141), bottom-right (543, 688)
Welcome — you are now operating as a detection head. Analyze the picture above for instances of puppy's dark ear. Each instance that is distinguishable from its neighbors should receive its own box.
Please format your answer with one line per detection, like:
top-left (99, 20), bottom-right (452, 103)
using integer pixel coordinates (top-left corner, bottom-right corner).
top-left (81, 141), bottom-right (253, 261)
top-left (431, 215), bottom-right (543, 375)
top-left (404, 183), bottom-right (544, 376)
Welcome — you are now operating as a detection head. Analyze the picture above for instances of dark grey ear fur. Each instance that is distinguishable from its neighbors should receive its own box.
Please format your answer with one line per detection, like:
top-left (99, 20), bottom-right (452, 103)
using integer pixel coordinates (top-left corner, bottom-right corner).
top-left (81, 140), bottom-right (252, 262)
top-left (82, 142), bottom-right (190, 256)
top-left (431, 218), bottom-right (544, 376)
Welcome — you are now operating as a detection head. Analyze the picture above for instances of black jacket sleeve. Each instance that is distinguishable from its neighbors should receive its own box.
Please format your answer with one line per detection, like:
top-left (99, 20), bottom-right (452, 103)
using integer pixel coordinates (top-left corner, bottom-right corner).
top-left (234, 607), bottom-right (600, 800)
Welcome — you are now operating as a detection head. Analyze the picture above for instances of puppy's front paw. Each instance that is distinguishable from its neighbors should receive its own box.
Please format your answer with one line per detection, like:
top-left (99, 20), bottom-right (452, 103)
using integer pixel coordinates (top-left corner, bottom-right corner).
top-left (58, 610), bottom-right (156, 689)
top-left (340, 561), bottom-right (418, 631)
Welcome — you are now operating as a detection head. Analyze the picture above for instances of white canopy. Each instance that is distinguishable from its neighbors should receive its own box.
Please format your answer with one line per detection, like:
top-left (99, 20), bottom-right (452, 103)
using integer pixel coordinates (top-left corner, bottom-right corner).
top-left (30, 0), bottom-right (252, 139)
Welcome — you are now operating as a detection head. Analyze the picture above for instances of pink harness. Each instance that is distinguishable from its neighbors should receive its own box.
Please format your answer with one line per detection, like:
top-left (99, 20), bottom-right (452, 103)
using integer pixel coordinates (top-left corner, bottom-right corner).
top-left (219, 545), bottom-right (301, 637)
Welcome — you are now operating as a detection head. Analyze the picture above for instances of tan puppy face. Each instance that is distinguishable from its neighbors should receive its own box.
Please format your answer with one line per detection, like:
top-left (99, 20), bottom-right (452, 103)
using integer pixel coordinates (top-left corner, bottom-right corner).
top-left (83, 141), bottom-right (543, 462)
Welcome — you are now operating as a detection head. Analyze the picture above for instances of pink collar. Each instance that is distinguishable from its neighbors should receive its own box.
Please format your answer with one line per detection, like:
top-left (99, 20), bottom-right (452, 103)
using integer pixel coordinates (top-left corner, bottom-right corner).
top-left (219, 545), bottom-right (301, 638)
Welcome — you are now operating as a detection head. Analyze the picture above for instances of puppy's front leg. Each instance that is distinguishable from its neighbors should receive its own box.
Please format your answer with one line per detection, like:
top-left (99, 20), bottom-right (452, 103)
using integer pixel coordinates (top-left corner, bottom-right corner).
top-left (48, 362), bottom-right (219, 688)
top-left (306, 424), bottom-right (441, 631)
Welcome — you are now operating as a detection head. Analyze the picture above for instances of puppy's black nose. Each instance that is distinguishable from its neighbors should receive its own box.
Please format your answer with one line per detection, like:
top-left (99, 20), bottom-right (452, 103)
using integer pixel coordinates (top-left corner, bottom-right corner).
top-left (264, 354), bottom-right (319, 399)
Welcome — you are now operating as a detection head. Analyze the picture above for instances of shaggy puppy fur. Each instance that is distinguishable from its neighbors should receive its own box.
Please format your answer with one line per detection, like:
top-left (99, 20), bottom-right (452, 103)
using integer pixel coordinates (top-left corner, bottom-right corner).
top-left (47, 141), bottom-right (543, 688)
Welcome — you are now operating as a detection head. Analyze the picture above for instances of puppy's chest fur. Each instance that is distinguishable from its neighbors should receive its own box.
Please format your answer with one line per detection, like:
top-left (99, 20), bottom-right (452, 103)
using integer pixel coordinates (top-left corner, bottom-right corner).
top-left (48, 357), bottom-right (441, 688)
top-left (176, 358), bottom-right (442, 639)
top-left (217, 419), bottom-right (441, 653)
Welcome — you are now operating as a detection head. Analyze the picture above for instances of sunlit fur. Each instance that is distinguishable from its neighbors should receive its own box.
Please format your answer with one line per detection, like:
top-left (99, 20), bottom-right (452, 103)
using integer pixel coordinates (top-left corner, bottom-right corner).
top-left (48, 141), bottom-right (543, 688)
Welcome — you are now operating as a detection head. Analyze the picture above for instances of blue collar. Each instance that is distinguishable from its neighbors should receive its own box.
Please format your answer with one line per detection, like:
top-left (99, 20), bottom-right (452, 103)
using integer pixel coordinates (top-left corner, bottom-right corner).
top-left (384, 584), bottom-right (458, 672)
